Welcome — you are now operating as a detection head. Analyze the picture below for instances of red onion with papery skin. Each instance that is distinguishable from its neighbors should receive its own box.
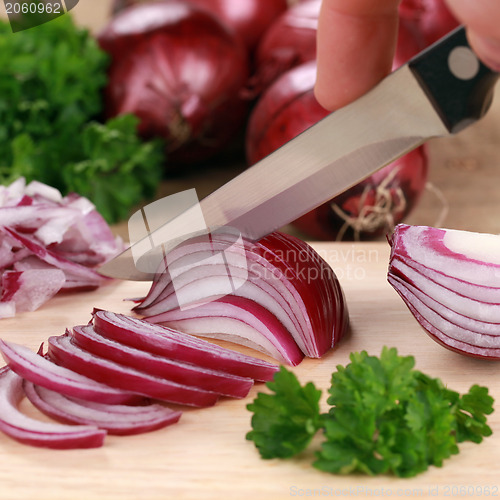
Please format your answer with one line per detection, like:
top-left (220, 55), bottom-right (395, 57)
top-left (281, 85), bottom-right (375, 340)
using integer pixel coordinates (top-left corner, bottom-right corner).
top-left (388, 224), bottom-right (500, 359)
top-left (247, 0), bottom-right (320, 96)
top-left (0, 367), bottom-right (106, 449)
top-left (399, 0), bottom-right (459, 47)
top-left (246, 60), bottom-right (428, 241)
top-left (183, 0), bottom-right (288, 55)
top-left (133, 231), bottom-right (349, 363)
top-left (109, 0), bottom-right (288, 55)
top-left (99, 0), bottom-right (250, 166)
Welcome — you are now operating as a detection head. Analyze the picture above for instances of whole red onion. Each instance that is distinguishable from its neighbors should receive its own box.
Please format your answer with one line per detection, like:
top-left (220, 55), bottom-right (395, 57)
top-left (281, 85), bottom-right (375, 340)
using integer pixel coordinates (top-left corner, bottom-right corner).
top-left (248, 0), bottom-right (320, 95)
top-left (186, 0), bottom-right (288, 54)
top-left (99, 0), bottom-right (250, 166)
top-left (245, 61), bottom-right (428, 241)
top-left (399, 0), bottom-right (459, 47)
top-left (110, 0), bottom-right (288, 55)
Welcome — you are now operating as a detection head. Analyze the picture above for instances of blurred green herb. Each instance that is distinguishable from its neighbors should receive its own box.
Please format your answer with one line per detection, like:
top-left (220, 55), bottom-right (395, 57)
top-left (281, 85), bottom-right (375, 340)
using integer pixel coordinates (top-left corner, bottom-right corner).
top-left (247, 347), bottom-right (494, 478)
top-left (0, 16), bottom-right (165, 223)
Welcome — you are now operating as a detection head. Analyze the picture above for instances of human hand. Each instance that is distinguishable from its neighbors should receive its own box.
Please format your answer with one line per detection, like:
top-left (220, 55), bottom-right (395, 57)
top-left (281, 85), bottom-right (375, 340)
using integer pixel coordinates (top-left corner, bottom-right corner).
top-left (314, 0), bottom-right (500, 111)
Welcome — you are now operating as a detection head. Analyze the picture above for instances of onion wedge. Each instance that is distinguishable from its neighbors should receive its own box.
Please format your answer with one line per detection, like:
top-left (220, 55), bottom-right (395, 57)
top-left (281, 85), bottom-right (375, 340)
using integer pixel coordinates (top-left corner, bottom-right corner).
top-left (23, 381), bottom-right (182, 436)
top-left (133, 231), bottom-right (348, 362)
top-left (0, 367), bottom-right (106, 449)
top-left (388, 224), bottom-right (500, 359)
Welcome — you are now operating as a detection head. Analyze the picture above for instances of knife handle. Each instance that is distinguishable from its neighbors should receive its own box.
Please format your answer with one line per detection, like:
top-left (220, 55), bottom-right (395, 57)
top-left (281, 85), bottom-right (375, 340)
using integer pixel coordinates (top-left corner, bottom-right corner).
top-left (409, 26), bottom-right (499, 133)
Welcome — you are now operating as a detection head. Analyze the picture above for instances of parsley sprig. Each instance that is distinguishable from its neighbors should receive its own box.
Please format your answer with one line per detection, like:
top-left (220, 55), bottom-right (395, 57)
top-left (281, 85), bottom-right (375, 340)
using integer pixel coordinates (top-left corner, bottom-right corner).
top-left (0, 16), bottom-right (165, 223)
top-left (246, 347), bottom-right (494, 477)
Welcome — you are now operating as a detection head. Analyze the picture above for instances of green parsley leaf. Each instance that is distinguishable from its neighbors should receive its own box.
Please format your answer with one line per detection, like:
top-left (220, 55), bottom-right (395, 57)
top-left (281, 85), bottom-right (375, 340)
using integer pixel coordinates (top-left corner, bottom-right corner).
top-left (0, 16), bottom-right (166, 223)
top-left (63, 115), bottom-right (164, 223)
top-left (246, 347), bottom-right (494, 478)
top-left (0, 15), bottom-right (108, 188)
top-left (246, 366), bottom-right (323, 459)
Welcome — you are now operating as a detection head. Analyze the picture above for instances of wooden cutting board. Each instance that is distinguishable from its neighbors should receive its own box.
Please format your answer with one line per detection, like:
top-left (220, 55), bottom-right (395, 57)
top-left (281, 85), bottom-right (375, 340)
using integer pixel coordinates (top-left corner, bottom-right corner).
top-left (1, 242), bottom-right (499, 500)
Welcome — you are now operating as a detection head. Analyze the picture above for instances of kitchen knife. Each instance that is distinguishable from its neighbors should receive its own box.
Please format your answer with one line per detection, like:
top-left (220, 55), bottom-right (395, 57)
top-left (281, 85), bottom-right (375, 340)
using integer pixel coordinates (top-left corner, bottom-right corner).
top-left (99, 26), bottom-right (498, 281)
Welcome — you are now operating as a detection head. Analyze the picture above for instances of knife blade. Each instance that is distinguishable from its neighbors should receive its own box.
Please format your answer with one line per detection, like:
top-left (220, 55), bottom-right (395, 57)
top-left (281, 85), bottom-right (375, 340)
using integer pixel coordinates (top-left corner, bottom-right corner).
top-left (99, 26), bottom-right (498, 281)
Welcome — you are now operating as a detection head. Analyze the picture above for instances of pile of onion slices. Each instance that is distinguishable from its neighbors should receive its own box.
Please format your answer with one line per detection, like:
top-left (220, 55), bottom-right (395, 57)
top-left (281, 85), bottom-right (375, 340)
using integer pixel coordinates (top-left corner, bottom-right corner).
top-left (0, 178), bottom-right (123, 319)
top-left (0, 310), bottom-right (279, 448)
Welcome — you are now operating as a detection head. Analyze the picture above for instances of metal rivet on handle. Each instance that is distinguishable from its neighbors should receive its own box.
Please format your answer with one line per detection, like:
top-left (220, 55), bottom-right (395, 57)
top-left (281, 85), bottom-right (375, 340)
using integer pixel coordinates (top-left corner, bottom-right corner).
top-left (448, 46), bottom-right (480, 80)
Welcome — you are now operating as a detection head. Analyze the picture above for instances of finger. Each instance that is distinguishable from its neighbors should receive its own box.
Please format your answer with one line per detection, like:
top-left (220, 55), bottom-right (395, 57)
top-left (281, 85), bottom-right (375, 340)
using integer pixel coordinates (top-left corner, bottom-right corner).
top-left (314, 0), bottom-right (401, 111)
top-left (444, 0), bottom-right (500, 70)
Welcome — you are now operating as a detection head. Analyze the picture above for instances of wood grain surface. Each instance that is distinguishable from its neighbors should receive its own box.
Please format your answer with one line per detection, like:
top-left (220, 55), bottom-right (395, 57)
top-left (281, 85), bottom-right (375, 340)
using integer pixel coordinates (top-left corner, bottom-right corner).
top-left (1, 242), bottom-right (499, 500)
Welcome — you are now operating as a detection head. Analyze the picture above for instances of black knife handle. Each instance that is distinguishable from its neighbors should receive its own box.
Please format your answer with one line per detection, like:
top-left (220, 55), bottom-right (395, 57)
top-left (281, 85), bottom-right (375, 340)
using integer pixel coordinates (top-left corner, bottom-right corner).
top-left (409, 26), bottom-right (499, 133)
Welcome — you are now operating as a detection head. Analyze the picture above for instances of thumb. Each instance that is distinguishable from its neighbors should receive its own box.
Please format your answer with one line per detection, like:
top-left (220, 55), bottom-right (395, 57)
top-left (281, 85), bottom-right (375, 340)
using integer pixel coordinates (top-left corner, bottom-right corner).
top-left (444, 0), bottom-right (500, 71)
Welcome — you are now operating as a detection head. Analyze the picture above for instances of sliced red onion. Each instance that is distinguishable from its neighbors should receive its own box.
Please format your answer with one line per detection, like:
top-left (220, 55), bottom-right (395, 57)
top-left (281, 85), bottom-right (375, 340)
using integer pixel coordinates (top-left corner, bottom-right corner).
top-left (388, 224), bottom-right (500, 359)
top-left (145, 296), bottom-right (304, 366)
top-left (92, 310), bottom-right (278, 382)
top-left (1, 269), bottom-right (66, 317)
top-left (0, 340), bottom-right (137, 404)
top-left (0, 302), bottom-right (16, 319)
top-left (0, 367), bottom-right (106, 449)
top-left (133, 231), bottom-right (348, 362)
top-left (70, 324), bottom-right (254, 398)
top-left (0, 178), bottom-right (123, 317)
top-left (4, 228), bottom-right (105, 286)
top-left (47, 334), bottom-right (220, 408)
top-left (23, 381), bottom-right (182, 436)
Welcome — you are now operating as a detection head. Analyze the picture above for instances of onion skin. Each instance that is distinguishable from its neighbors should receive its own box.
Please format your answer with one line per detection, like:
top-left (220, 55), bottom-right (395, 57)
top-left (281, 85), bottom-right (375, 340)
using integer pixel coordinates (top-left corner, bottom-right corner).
top-left (0, 367), bottom-right (106, 449)
top-left (110, 0), bottom-right (288, 54)
top-left (388, 224), bottom-right (500, 359)
top-left (249, 0), bottom-right (320, 94)
top-left (184, 0), bottom-right (288, 54)
top-left (246, 61), bottom-right (428, 240)
top-left (100, 0), bottom-right (250, 166)
top-left (399, 0), bottom-right (459, 47)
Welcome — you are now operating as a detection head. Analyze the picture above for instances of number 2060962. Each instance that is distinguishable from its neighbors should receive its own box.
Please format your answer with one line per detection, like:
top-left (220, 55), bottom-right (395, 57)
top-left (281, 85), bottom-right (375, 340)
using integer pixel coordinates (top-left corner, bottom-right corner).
top-left (5, 2), bottom-right (62, 14)
top-left (441, 485), bottom-right (499, 496)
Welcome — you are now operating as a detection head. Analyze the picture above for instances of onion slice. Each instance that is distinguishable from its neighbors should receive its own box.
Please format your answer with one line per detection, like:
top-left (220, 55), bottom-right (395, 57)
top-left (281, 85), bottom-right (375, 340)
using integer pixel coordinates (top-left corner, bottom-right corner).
top-left (47, 334), bottom-right (220, 407)
top-left (0, 367), bottom-right (106, 449)
top-left (145, 296), bottom-right (305, 365)
top-left (388, 224), bottom-right (500, 359)
top-left (23, 381), bottom-right (182, 436)
top-left (92, 310), bottom-right (279, 381)
top-left (70, 324), bottom-right (254, 398)
top-left (0, 340), bottom-right (137, 404)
